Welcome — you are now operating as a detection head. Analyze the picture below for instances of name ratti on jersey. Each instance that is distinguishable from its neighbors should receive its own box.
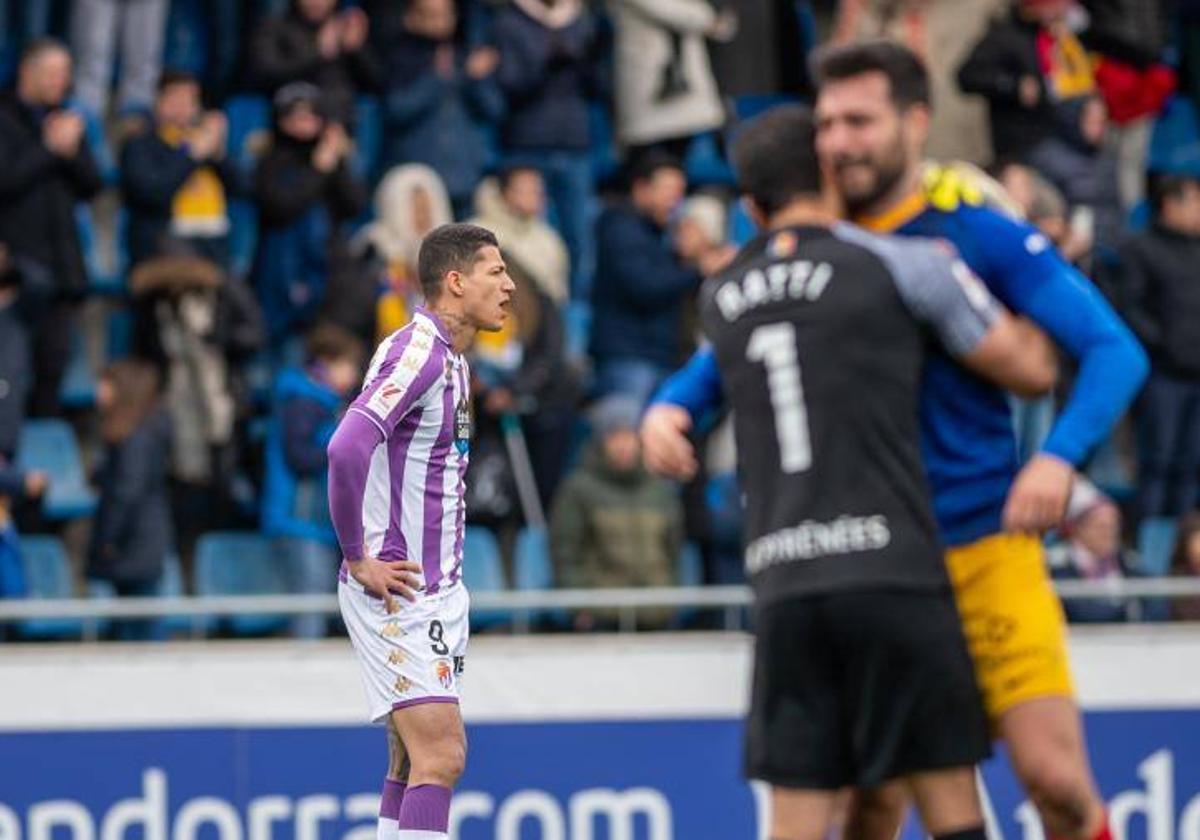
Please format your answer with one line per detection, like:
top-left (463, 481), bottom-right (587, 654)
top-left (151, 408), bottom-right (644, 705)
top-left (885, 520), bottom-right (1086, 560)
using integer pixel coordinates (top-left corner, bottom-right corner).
top-left (715, 260), bottom-right (833, 323)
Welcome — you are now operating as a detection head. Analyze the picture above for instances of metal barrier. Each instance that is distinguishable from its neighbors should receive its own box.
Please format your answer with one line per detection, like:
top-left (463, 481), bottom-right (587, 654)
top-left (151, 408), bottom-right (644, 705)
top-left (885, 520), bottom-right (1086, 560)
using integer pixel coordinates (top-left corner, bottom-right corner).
top-left (2, 579), bottom-right (1200, 640)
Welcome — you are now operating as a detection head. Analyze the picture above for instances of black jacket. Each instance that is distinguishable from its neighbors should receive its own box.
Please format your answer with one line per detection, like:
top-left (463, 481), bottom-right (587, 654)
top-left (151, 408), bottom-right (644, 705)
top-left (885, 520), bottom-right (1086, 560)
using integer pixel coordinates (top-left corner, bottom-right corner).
top-left (1117, 224), bottom-right (1200, 378)
top-left (589, 203), bottom-right (700, 368)
top-left (958, 12), bottom-right (1089, 162)
top-left (119, 127), bottom-right (240, 266)
top-left (492, 3), bottom-right (602, 151)
top-left (88, 408), bottom-right (174, 586)
top-left (249, 4), bottom-right (382, 122)
top-left (0, 94), bottom-right (103, 300)
top-left (0, 255), bottom-right (51, 459)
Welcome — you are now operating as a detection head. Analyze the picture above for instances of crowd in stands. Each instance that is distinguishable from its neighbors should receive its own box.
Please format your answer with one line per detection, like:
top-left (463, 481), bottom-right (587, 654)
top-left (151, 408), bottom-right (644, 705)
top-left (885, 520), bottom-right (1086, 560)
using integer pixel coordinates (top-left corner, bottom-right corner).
top-left (0, 0), bottom-right (1199, 639)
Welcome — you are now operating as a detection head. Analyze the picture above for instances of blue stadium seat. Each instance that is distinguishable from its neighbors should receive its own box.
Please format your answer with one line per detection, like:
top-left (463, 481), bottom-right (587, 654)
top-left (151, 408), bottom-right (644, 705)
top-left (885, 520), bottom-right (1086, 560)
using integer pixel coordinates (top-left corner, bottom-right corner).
top-left (727, 198), bottom-right (758, 247)
top-left (225, 95), bottom-right (271, 170)
top-left (1136, 517), bottom-right (1178, 577)
top-left (564, 300), bottom-right (591, 361)
top-left (156, 554), bottom-right (197, 636)
top-left (684, 132), bottom-right (735, 188)
top-left (18, 536), bottom-right (83, 639)
top-left (59, 333), bottom-right (97, 410)
top-left (194, 531), bottom-right (289, 636)
top-left (589, 103), bottom-right (620, 186)
top-left (224, 95), bottom-right (270, 277)
top-left (1149, 95), bottom-right (1200, 177)
top-left (353, 95), bottom-right (382, 183)
top-left (15, 420), bottom-right (98, 520)
top-left (514, 526), bottom-right (568, 628)
top-left (678, 542), bottom-right (703, 588)
top-left (462, 526), bottom-right (509, 629)
top-left (514, 527), bottom-right (553, 590)
top-left (76, 204), bottom-right (124, 296)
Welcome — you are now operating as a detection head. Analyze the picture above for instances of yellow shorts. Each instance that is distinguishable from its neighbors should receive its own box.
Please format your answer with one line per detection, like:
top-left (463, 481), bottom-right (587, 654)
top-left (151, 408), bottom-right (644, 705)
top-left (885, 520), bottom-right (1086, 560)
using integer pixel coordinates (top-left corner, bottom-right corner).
top-left (945, 532), bottom-right (1075, 720)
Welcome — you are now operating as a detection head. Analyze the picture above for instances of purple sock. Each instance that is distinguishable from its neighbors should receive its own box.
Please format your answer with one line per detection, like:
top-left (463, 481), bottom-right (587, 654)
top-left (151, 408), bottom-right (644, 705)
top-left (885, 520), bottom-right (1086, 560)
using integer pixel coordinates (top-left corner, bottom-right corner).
top-left (396, 784), bottom-right (451, 833)
top-left (380, 779), bottom-right (406, 820)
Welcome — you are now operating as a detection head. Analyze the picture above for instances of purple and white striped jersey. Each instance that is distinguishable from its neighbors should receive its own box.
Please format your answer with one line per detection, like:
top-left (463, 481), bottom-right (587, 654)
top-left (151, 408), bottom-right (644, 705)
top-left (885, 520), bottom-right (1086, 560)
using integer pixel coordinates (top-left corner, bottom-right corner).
top-left (330, 308), bottom-right (471, 595)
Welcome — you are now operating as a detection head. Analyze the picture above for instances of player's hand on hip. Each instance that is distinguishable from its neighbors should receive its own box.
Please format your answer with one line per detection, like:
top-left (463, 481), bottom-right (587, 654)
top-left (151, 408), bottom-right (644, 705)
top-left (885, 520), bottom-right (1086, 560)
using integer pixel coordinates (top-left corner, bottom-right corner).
top-left (1002, 454), bottom-right (1074, 534)
top-left (348, 558), bottom-right (423, 613)
top-left (639, 404), bottom-right (698, 480)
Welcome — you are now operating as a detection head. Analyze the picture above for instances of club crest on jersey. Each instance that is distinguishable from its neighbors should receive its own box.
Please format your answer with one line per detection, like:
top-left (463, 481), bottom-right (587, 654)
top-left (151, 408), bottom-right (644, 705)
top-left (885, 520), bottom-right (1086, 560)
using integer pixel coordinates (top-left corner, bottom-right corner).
top-left (454, 396), bottom-right (471, 455)
top-left (434, 659), bottom-right (454, 690)
top-left (769, 231), bottom-right (798, 258)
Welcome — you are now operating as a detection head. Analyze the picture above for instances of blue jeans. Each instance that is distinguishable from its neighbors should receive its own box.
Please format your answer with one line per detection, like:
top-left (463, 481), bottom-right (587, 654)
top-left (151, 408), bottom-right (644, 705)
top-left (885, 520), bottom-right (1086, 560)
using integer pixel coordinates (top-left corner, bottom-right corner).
top-left (592, 359), bottom-right (673, 408)
top-left (1136, 370), bottom-right (1200, 517)
top-left (276, 537), bottom-right (338, 639)
top-left (509, 150), bottom-right (594, 300)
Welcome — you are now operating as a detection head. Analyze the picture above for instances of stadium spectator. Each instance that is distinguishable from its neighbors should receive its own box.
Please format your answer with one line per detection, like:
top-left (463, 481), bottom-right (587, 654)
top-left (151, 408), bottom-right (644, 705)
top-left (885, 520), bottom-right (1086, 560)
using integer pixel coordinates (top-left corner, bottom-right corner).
top-left (262, 324), bottom-right (364, 638)
top-left (129, 253), bottom-right (264, 563)
top-left (549, 394), bottom-right (683, 630)
top-left (352, 163), bottom-right (452, 343)
top-left (252, 82), bottom-right (366, 350)
top-left (471, 259), bottom-right (579, 510)
top-left (1169, 511), bottom-right (1200, 621)
top-left (608, 0), bottom-right (733, 161)
top-left (0, 38), bottom-right (103, 416)
top-left (674, 193), bottom-right (730, 271)
top-left (88, 360), bottom-right (172, 639)
top-left (1083, 0), bottom-right (1174, 209)
top-left (831, 0), bottom-right (1003, 163)
top-left (1047, 480), bottom-right (1135, 623)
top-left (958, 0), bottom-right (1098, 164)
top-left (120, 70), bottom-right (234, 267)
top-left (249, 0), bottom-right (381, 125)
top-left (959, 0), bottom-right (1122, 247)
top-left (469, 165), bottom-right (570, 306)
top-left (1117, 172), bottom-right (1200, 518)
top-left (997, 160), bottom-right (1093, 264)
top-left (0, 245), bottom-right (52, 461)
top-left (376, 0), bottom-right (504, 219)
top-left (69, 0), bottom-right (168, 118)
top-left (492, 0), bottom-right (602, 298)
top-left (590, 154), bottom-right (728, 404)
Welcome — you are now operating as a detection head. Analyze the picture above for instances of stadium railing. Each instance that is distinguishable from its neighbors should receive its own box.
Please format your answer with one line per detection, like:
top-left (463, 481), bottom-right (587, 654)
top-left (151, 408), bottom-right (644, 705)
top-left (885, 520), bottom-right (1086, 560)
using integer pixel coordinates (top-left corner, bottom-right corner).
top-left (2, 579), bottom-right (1200, 640)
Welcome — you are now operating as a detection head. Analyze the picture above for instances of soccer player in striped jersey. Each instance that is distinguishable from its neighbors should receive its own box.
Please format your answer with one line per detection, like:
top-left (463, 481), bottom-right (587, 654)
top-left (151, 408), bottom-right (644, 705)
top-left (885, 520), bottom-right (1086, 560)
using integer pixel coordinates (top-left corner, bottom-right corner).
top-left (326, 223), bottom-right (514, 840)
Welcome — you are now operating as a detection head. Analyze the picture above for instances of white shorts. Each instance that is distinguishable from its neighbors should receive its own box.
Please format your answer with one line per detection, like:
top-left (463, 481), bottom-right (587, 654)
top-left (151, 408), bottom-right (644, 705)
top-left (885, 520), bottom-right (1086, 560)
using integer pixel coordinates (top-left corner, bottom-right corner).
top-left (338, 577), bottom-right (470, 723)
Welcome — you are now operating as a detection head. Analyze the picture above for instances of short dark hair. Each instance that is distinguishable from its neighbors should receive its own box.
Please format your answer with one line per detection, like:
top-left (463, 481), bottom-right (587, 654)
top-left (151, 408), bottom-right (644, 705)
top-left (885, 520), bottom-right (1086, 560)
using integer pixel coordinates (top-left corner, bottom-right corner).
top-left (497, 164), bottom-right (541, 194)
top-left (813, 39), bottom-right (931, 110)
top-left (732, 104), bottom-right (822, 216)
top-left (20, 36), bottom-right (68, 67)
top-left (1147, 170), bottom-right (1200, 216)
top-left (417, 223), bottom-right (499, 301)
top-left (305, 323), bottom-right (366, 368)
top-left (626, 150), bottom-right (684, 191)
top-left (157, 68), bottom-right (199, 94)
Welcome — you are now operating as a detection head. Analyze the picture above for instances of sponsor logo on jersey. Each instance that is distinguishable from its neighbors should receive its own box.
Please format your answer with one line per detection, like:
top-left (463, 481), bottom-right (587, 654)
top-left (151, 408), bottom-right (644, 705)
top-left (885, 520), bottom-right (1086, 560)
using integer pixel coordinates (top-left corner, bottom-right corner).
top-left (381, 621), bottom-right (404, 638)
top-left (434, 659), bottom-right (454, 690)
top-left (1025, 232), bottom-right (1049, 255)
top-left (393, 676), bottom-right (412, 695)
top-left (387, 649), bottom-right (406, 666)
